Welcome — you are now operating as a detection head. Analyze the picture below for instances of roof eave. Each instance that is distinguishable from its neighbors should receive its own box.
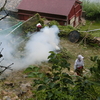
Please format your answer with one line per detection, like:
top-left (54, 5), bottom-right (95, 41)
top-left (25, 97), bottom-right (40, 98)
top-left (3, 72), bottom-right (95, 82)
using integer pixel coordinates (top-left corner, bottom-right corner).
top-left (18, 9), bottom-right (68, 17)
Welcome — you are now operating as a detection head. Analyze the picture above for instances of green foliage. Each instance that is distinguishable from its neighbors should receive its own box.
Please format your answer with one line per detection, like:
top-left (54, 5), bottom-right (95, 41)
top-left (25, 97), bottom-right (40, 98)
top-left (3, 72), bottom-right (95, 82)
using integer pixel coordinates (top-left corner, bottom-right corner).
top-left (73, 76), bottom-right (98, 100)
top-left (48, 20), bottom-right (75, 37)
top-left (25, 51), bottom-right (73, 100)
top-left (48, 51), bottom-right (71, 70)
top-left (77, 20), bottom-right (100, 47)
top-left (22, 13), bottom-right (44, 33)
top-left (58, 47), bottom-right (71, 59)
top-left (48, 20), bottom-right (60, 27)
top-left (24, 65), bottom-right (44, 78)
top-left (33, 51), bottom-right (73, 100)
top-left (81, 0), bottom-right (100, 20)
top-left (88, 56), bottom-right (100, 97)
top-left (90, 56), bottom-right (100, 83)
top-left (24, 52), bottom-right (100, 100)
top-left (58, 25), bottom-right (75, 37)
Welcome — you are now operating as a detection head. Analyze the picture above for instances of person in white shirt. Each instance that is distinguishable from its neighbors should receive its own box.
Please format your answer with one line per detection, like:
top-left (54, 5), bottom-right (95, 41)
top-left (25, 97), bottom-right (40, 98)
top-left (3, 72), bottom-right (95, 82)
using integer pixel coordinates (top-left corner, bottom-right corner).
top-left (36, 23), bottom-right (42, 31)
top-left (74, 55), bottom-right (84, 76)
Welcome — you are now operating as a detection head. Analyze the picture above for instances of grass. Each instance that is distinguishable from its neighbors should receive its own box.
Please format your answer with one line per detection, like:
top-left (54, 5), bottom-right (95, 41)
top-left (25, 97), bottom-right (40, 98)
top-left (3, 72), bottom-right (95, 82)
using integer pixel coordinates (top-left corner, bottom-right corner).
top-left (77, 20), bottom-right (100, 38)
top-left (78, 0), bottom-right (100, 37)
top-left (60, 38), bottom-right (100, 70)
top-left (78, 20), bottom-right (100, 30)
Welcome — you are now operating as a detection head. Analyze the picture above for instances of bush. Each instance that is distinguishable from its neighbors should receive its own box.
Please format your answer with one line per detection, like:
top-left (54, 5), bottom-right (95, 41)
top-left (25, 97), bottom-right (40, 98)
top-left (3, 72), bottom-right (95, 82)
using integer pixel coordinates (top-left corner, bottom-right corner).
top-left (22, 13), bottom-right (44, 33)
top-left (24, 52), bottom-right (100, 100)
top-left (81, 0), bottom-right (100, 20)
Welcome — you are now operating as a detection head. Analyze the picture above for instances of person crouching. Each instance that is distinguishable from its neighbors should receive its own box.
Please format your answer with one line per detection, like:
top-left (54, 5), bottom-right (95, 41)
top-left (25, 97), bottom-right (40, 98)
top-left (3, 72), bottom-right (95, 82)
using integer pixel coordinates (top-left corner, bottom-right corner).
top-left (74, 55), bottom-right (84, 76)
top-left (36, 23), bottom-right (42, 31)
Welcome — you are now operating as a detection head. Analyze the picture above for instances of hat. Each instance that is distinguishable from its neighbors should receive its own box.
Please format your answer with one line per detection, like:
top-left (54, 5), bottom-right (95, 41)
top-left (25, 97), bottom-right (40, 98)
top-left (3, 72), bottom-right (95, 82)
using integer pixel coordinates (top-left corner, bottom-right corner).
top-left (78, 55), bottom-right (84, 59)
top-left (36, 23), bottom-right (41, 27)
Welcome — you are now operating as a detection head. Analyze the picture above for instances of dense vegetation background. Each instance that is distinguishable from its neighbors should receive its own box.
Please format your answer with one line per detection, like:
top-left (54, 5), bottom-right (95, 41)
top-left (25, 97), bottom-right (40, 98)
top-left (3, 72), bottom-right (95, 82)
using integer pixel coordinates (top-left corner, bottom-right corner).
top-left (81, 0), bottom-right (100, 20)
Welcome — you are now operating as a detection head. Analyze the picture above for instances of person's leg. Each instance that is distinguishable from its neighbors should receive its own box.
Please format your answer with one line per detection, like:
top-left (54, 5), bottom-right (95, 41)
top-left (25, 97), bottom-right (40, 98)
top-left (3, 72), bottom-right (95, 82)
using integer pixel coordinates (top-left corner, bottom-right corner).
top-left (76, 69), bottom-right (80, 76)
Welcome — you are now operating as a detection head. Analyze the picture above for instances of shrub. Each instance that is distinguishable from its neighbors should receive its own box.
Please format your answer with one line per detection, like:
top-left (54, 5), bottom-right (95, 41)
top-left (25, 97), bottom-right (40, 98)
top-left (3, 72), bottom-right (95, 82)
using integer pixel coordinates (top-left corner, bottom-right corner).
top-left (81, 0), bottom-right (100, 20)
top-left (24, 52), bottom-right (100, 100)
top-left (22, 13), bottom-right (44, 33)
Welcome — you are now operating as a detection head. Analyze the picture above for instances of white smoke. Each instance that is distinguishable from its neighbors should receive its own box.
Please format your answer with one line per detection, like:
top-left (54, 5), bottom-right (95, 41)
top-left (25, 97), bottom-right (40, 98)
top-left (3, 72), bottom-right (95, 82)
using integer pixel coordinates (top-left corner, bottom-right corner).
top-left (0, 25), bottom-right (60, 71)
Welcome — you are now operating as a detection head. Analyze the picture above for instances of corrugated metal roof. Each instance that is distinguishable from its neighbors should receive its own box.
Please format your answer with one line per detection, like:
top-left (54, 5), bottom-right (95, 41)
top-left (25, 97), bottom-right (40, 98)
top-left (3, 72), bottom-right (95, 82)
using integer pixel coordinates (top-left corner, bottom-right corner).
top-left (17, 0), bottom-right (77, 16)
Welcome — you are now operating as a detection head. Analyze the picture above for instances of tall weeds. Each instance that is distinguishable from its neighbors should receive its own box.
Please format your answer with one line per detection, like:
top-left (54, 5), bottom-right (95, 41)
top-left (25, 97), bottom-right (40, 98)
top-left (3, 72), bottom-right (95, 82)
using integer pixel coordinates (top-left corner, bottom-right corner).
top-left (81, 0), bottom-right (100, 20)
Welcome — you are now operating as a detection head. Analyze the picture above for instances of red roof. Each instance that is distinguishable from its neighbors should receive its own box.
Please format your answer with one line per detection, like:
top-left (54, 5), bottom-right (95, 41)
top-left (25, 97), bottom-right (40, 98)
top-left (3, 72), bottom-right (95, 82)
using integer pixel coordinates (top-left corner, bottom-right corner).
top-left (17, 0), bottom-right (79, 16)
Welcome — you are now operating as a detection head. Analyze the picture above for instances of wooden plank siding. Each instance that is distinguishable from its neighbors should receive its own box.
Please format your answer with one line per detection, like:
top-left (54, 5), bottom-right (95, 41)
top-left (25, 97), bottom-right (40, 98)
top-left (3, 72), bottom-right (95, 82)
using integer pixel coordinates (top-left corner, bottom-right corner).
top-left (68, 1), bottom-right (82, 27)
top-left (18, 10), bottom-right (68, 25)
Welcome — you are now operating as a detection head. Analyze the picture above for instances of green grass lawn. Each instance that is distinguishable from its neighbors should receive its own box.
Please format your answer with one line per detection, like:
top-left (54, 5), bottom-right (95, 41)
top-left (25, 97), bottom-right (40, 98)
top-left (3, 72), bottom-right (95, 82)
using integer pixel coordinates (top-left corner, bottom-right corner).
top-left (79, 20), bottom-right (100, 30)
top-left (78, 20), bottom-right (100, 37)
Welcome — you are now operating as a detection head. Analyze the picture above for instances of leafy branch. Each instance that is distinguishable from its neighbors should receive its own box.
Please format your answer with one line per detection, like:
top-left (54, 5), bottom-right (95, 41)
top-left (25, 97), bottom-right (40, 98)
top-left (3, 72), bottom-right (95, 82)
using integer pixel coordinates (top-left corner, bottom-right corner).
top-left (24, 52), bottom-right (100, 100)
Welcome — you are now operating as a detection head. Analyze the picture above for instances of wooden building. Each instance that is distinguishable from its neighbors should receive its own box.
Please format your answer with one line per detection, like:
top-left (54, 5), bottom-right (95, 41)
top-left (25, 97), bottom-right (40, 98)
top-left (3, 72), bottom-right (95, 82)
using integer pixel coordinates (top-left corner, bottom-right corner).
top-left (17, 0), bottom-right (82, 27)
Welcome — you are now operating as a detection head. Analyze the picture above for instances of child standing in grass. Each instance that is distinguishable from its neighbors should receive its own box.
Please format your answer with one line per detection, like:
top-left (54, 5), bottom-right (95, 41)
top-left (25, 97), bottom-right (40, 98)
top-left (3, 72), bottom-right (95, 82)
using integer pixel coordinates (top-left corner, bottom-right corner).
top-left (74, 55), bottom-right (84, 76)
